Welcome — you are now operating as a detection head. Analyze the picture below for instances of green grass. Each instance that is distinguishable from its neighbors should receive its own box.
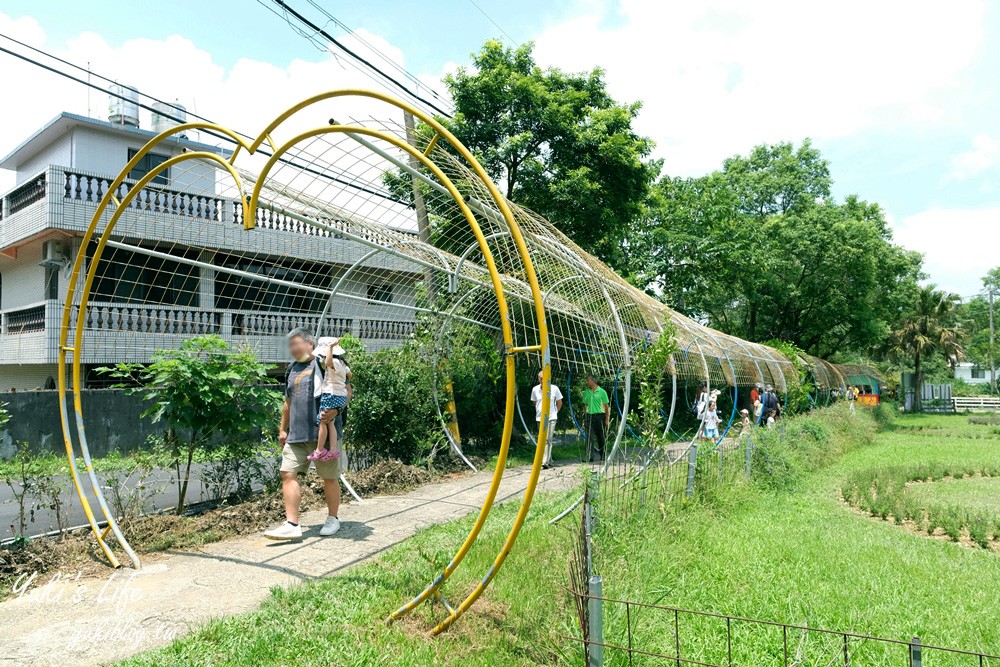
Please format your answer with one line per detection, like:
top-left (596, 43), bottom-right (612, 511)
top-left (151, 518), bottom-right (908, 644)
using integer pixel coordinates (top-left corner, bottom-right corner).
top-left (907, 476), bottom-right (1000, 520)
top-left (117, 490), bottom-right (584, 667)
top-left (117, 408), bottom-right (1000, 666)
top-left (595, 410), bottom-right (1000, 664)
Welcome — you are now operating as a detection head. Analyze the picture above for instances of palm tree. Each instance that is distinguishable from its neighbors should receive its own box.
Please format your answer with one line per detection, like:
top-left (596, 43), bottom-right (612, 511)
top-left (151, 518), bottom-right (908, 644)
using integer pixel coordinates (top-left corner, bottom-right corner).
top-left (889, 285), bottom-right (964, 412)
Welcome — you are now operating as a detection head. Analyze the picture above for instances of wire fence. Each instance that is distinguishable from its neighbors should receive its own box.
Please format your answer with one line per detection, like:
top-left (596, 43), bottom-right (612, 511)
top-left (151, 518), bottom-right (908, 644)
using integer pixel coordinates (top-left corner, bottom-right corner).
top-left (565, 426), bottom-right (1000, 666)
top-left (565, 592), bottom-right (1000, 667)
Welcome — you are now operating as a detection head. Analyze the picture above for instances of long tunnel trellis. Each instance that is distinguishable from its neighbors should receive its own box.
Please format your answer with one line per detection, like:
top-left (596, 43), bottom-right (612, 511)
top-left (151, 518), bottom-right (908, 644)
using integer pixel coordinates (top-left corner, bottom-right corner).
top-left (56, 89), bottom-right (880, 635)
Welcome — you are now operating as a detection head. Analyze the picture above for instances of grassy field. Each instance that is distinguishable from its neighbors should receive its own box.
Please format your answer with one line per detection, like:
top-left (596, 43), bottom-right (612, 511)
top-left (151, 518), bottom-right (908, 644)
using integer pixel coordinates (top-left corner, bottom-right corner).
top-left (116, 407), bottom-right (1000, 666)
top-left (597, 409), bottom-right (1000, 664)
top-left (118, 489), bottom-right (585, 667)
top-left (907, 476), bottom-right (1000, 519)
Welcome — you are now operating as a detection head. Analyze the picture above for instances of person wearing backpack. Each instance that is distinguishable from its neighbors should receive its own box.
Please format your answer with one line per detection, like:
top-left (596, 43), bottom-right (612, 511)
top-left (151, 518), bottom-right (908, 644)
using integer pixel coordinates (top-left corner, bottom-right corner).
top-left (264, 327), bottom-right (347, 541)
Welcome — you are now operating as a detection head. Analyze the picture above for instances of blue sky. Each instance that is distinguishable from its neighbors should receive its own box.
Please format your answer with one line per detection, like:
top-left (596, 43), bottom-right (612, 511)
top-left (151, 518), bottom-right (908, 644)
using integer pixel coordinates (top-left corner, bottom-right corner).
top-left (1, 0), bottom-right (998, 296)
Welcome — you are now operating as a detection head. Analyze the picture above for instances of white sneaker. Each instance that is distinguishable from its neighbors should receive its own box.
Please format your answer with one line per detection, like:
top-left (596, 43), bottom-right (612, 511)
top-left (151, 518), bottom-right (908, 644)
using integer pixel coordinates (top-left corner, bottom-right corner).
top-left (264, 521), bottom-right (302, 540)
top-left (320, 516), bottom-right (341, 536)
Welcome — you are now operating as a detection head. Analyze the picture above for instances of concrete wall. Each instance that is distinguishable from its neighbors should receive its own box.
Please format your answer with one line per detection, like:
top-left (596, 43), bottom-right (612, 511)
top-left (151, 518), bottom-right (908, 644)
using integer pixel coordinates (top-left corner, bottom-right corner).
top-left (0, 364), bottom-right (59, 392)
top-left (14, 132), bottom-right (73, 185)
top-left (0, 389), bottom-right (161, 459)
top-left (955, 363), bottom-right (998, 385)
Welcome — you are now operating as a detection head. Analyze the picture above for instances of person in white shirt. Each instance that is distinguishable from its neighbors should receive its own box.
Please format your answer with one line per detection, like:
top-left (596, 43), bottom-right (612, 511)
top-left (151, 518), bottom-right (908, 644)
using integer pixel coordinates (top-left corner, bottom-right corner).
top-left (530, 371), bottom-right (563, 469)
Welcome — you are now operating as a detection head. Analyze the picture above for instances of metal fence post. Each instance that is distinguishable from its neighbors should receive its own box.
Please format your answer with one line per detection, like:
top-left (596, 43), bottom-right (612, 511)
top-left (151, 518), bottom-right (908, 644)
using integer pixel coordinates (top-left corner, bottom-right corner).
top-left (745, 437), bottom-right (752, 479)
top-left (588, 575), bottom-right (604, 667)
top-left (910, 636), bottom-right (922, 667)
top-left (686, 445), bottom-right (698, 497)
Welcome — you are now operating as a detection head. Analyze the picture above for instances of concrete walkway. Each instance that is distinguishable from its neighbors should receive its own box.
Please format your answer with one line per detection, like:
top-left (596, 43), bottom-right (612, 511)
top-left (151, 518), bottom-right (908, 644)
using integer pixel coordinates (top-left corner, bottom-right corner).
top-left (0, 464), bottom-right (583, 666)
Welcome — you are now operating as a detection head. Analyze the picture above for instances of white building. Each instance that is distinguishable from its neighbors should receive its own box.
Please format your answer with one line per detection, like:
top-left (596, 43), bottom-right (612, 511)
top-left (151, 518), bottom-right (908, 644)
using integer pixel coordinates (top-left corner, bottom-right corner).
top-left (954, 362), bottom-right (999, 386)
top-left (0, 104), bottom-right (418, 391)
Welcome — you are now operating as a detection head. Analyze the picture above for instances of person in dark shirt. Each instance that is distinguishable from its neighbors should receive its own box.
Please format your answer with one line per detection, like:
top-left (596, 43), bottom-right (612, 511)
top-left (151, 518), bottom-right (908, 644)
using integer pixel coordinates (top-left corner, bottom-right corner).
top-left (264, 328), bottom-right (346, 540)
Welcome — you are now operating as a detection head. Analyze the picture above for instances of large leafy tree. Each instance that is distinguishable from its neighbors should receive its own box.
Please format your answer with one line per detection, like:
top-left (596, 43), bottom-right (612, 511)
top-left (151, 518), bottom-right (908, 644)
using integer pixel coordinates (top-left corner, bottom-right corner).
top-left (443, 39), bottom-right (660, 265)
top-left (889, 285), bottom-right (964, 412)
top-left (634, 140), bottom-right (922, 358)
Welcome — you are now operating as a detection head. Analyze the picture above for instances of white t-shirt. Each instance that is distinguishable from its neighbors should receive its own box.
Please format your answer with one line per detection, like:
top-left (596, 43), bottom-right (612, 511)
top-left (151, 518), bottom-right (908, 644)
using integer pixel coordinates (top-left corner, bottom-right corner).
top-left (315, 358), bottom-right (350, 397)
top-left (703, 409), bottom-right (719, 429)
top-left (531, 383), bottom-right (563, 422)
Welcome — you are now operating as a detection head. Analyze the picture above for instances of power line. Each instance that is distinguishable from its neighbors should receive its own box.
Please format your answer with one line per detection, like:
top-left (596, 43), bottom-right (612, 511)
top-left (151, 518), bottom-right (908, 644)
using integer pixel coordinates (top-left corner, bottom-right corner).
top-left (0, 35), bottom-right (405, 206)
top-left (304, 0), bottom-right (454, 110)
top-left (468, 0), bottom-right (519, 46)
top-left (262, 0), bottom-right (454, 118)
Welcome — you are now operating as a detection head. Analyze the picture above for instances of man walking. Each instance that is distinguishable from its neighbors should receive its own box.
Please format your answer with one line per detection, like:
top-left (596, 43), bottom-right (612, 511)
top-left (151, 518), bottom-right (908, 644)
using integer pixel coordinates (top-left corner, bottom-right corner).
top-left (583, 374), bottom-right (610, 463)
top-left (264, 328), bottom-right (344, 540)
top-left (530, 370), bottom-right (563, 469)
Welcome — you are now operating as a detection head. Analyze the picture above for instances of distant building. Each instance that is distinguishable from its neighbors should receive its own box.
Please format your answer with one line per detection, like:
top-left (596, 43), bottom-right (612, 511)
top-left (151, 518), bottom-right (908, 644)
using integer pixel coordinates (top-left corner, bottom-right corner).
top-left (954, 362), bottom-right (999, 386)
top-left (0, 100), bottom-right (417, 391)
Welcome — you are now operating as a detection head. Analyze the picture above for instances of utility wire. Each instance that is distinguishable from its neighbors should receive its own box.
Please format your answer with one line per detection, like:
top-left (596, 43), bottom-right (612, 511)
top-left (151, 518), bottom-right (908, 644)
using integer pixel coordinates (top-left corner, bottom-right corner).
top-left (468, 0), bottom-right (519, 46)
top-left (0, 36), bottom-right (405, 206)
top-left (304, 0), bottom-right (453, 110)
top-left (263, 0), bottom-right (454, 119)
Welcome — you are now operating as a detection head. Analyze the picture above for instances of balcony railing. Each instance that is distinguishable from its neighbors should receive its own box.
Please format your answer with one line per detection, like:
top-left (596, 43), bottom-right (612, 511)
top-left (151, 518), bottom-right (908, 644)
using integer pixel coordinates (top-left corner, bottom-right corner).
top-left (63, 171), bottom-right (224, 222)
top-left (75, 303), bottom-right (222, 335)
top-left (359, 319), bottom-right (416, 340)
top-left (43, 301), bottom-right (406, 346)
top-left (1, 167), bottom-right (420, 246)
top-left (231, 312), bottom-right (352, 338)
top-left (6, 176), bottom-right (47, 216)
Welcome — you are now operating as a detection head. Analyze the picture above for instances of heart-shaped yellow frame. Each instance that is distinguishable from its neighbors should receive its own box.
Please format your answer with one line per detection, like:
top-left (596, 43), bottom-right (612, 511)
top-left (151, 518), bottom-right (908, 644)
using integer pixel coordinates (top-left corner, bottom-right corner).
top-left (56, 89), bottom-right (553, 635)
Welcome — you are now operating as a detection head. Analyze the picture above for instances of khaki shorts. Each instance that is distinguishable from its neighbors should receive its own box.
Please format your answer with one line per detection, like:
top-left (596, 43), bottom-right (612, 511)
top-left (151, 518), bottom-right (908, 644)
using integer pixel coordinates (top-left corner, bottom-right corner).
top-left (280, 441), bottom-right (347, 480)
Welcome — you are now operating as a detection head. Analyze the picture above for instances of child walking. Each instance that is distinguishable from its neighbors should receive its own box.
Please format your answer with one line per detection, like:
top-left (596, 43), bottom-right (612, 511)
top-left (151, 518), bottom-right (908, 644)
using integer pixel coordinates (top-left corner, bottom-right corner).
top-left (701, 399), bottom-right (720, 442)
top-left (309, 337), bottom-right (350, 463)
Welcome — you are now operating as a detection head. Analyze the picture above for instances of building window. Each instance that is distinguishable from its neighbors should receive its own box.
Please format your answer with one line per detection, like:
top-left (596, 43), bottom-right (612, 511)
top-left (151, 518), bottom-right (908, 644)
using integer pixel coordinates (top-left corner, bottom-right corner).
top-left (45, 266), bottom-right (59, 300)
top-left (972, 367), bottom-right (986, 379)
top-left (88, 242), bottom-right (199, 307)
top-left (367, 283), bottom-right (393, 303)
top-left (127, 149), bottom-right (169, 185)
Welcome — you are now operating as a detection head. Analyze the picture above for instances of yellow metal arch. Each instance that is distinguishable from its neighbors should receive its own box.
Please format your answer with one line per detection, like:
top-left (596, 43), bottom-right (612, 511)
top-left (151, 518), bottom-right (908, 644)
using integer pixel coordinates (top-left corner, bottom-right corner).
top-left (58, 91), bottom-right (551, 633)
top-left (59, 140), bottom-right (249, 569)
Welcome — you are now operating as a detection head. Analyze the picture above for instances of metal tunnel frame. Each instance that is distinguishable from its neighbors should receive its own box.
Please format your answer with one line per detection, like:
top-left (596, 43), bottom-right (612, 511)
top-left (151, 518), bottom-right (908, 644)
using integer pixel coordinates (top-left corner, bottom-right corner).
top-left (58, 90), bottom-right (552, 636)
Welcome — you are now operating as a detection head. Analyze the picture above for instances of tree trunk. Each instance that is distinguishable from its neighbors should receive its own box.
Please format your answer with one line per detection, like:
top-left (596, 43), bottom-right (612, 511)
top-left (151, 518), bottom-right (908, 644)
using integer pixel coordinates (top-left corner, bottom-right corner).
top-left (913, 351), bottom-right (922, 413)
top-left (175, 431), bottom-right (197, 515)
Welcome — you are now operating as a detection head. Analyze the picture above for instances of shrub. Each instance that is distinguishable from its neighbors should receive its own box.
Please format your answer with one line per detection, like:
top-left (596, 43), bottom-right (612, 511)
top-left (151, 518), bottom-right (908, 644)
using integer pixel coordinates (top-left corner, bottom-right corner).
top-left (345, 342), bottom-right (437, 464)
top-left (99, 335), bottom-right (282, 514)
top-left (749, 404), bottom-right (877, 492)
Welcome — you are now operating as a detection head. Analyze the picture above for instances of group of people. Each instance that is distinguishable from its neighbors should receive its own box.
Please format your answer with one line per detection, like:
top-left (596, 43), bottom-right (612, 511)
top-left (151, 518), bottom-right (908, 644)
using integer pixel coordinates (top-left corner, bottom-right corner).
top-left (749, 383), bottom-right (782, 427)
top-left (531, 371), bottom-right (610, 467)
top-left (693, 381), bottom-right (783, 444)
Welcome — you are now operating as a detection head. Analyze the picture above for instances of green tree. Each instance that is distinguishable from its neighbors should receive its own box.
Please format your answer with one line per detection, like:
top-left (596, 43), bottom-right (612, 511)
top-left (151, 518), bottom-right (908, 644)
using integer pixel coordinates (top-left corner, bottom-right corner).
top-left (443, 39), bottom-right (660, 265)
top-left (99, 335), bottom-right (281, 513)
top-left (888, 285), bottom-right (965, 412)
top-left (635, 140), bottom-right (922, 357)
top-left (959, 267), bottom-right (999, 393)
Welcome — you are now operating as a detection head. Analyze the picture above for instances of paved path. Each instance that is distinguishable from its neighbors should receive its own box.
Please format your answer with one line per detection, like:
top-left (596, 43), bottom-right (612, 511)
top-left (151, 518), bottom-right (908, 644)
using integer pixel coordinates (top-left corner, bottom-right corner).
top-left (0, 464), bottom-right (583, 666)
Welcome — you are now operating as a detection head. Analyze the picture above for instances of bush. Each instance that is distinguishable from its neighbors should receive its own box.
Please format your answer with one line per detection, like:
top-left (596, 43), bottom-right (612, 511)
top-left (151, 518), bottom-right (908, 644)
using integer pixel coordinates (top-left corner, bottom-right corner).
top-left (345, 342), bottom-right (437, 464)
top-left (343, 315), bottom-right (506, 466)
top-left (750, 404), bottom-right (877, 491)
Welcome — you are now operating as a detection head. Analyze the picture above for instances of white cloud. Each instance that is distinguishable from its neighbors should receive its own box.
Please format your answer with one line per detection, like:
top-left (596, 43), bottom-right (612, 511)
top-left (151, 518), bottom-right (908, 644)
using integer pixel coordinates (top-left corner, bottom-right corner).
top-left (0, 13), bottom-right (439, 202)
top-left (893, 209), bottom-right (1000, 295)
top-left (531, 0), bottom-right (987, 176)
top-left (948, 133), bottom-right (999, 180)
